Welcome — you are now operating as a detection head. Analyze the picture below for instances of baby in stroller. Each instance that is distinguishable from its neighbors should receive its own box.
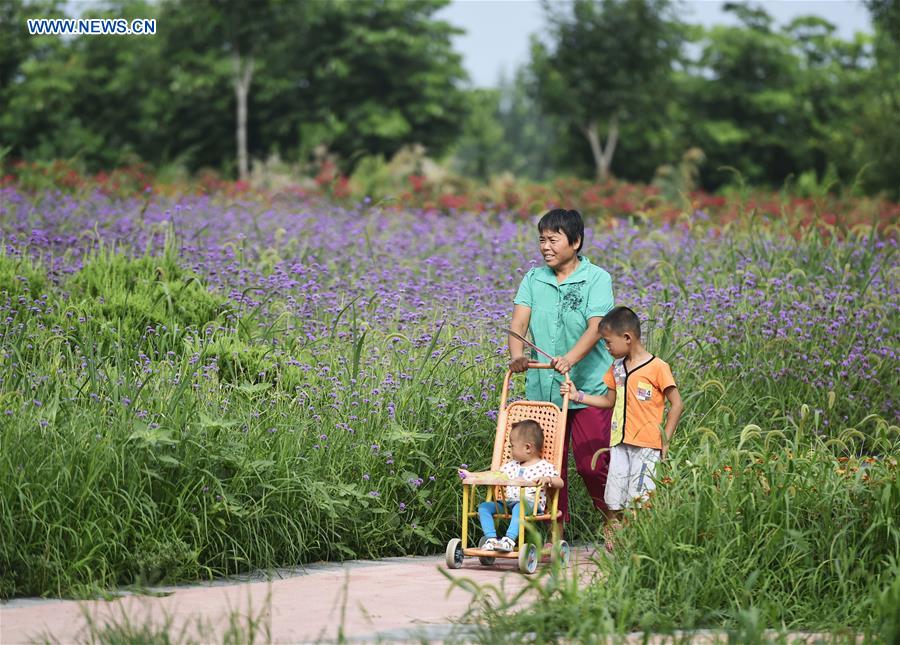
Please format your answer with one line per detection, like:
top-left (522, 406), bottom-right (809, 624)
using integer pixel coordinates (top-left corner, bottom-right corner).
top-left (460, 419), bottom-right (563, 552)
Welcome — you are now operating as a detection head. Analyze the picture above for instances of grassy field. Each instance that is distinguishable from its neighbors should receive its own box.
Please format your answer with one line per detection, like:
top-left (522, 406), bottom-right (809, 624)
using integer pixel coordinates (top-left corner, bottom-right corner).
top-left (0, 187), bottom-right (896, 638)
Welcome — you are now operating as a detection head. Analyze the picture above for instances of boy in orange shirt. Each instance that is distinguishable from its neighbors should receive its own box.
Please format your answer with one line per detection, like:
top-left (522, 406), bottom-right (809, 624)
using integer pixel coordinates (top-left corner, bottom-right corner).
top-left (560, 306), bottom-right (683, 548)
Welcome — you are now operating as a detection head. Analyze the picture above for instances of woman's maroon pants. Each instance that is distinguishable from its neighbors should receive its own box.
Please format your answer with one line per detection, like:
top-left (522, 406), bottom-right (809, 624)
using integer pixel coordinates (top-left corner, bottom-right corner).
top-left (558, 405), bottom-right (612, 523)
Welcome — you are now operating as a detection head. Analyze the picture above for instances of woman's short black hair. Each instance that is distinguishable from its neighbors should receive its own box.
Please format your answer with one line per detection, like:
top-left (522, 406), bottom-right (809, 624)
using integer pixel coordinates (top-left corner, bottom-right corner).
top-left (538, 208), bottom-right (584, 253)
top-left (599, 306), bottom-right (642, 339)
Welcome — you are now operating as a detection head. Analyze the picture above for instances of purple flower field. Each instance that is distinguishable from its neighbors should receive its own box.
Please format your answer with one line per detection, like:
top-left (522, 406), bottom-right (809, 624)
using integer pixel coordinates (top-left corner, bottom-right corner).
top-left (3, 189), bottom-right (896, 420)
top-left (0, 188), bottom-right (897, 597)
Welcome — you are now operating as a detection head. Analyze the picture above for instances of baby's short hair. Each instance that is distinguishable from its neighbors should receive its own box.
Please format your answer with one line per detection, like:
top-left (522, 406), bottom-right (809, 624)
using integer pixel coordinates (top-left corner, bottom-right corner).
top-left (511, 419), bottom-right (544, 450)
top-left (599, 306), bottom-right (642, 339)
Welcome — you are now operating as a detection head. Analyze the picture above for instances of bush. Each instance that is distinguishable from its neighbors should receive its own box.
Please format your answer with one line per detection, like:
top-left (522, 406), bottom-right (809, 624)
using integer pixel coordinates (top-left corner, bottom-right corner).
top-left (0, 248), bottom-right (47, 298)
top-left (67, 245), bottom-right (228, 353)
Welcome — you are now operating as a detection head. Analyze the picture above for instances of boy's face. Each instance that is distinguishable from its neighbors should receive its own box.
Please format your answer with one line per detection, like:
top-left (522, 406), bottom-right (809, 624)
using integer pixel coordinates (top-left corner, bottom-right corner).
top-left (600, 329), bottom-right (630, 358)
top-left (509, 432), bottom-right (535, 462)
top-left (538, 227), bottom-right (579, 271)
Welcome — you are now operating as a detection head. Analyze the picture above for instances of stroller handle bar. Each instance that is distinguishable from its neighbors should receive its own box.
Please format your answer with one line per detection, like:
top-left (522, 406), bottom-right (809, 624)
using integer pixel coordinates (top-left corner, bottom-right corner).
top-left (499, 361), bottom-right (572, 411)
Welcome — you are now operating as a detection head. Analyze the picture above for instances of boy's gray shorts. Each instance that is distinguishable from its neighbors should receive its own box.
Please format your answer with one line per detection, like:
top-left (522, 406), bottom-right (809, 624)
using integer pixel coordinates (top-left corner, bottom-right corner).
top-left (605, 443), bottom-right (661, 510)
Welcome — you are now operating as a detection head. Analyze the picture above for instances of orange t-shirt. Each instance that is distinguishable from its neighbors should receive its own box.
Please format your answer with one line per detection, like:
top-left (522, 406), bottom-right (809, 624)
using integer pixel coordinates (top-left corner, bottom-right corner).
top-left (603, 356), bottom-right (677, 449)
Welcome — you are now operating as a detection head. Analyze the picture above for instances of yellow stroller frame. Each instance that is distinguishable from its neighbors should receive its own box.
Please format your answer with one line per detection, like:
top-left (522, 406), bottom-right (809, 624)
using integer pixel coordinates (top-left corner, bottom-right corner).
top-left (445, 363), bottom-right (571, 574)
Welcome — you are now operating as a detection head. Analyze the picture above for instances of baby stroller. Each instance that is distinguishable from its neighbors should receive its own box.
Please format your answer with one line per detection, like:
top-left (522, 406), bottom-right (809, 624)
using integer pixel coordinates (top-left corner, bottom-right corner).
top-left (445, 363), bottom-right (571, 574)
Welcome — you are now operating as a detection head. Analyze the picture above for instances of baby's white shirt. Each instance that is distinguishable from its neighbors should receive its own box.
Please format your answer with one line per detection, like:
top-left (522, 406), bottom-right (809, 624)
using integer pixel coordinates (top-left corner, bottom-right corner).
top-left (499, 459), bottom-right (559, 511)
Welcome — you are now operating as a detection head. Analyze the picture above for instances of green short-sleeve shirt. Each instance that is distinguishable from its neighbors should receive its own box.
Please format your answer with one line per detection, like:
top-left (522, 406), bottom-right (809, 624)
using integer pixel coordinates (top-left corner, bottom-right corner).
top-left (513, 256), bottom-right (615, 409)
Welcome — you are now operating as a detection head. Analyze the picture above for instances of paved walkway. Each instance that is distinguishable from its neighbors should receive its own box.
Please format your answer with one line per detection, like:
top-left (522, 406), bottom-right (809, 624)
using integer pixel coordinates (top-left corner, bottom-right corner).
top-left (1, 548), bottom-right (599, 644)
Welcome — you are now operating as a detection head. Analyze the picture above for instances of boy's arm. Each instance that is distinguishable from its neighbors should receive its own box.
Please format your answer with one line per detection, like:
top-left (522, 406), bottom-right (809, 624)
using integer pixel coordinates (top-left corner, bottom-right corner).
top-left (560, 381), bottom-right (616, 408)
top-left (582, 388), bottom-right (615, 409)
top-left (661, 386), bottom-right (683, 461)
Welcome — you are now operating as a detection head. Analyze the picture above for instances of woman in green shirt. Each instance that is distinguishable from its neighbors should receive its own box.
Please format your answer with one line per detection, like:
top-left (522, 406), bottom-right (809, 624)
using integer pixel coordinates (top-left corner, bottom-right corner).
top-left (509, 208), bottom-right (615, 529)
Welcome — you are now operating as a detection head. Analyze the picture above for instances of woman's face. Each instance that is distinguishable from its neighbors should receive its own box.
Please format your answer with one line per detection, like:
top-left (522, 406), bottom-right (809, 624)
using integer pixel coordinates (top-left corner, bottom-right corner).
top-left (539, 227), bottom-right (579, 272)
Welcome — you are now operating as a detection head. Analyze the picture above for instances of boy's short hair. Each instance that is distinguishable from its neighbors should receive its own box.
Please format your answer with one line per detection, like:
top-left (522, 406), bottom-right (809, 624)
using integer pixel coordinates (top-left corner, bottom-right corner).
top-left (538, 208), bottom-right (584, 253)
top-left (599, 306), bottom-right (641, 339)
top-left (511, 419), bottom-right (544, 451)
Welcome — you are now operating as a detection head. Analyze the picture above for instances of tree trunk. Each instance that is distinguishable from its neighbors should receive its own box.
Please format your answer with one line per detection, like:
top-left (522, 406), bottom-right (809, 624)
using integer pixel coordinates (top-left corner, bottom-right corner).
top-left (232, 52), bottom-right (254, 182)
top-left (583, 114), bottom-right (619, 182)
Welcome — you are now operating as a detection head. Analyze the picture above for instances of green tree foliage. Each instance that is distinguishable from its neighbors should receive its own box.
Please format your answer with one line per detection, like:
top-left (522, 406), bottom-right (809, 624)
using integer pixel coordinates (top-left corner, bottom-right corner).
top-left (857, 0), bottom-right (900, 197)
top-left (688, 4), bottom-right (862, 186)
top-left (866, 0), bottom-right (900, 40)
top-left (156, 0), bottom-right (467, 173)
top-left (62, 0), bottom-right (164, 168)
top-left (678, 3), bottom-right (898, 196)
top-left (452, 68), bottom-right (571, 181)
top-left (530, 0), bottom-right (687, 181)
top-left (0, 0), bottom-right (59, 91)
top-left (686, 5), bottom-right (812, 187)
top-left (0, 0), bottom-right (82, 161)
top-left (499, 65), bottom-right (584, 181)
top-left (159, 0), bottom-right (306, 179)
top-left (1, 0), bottom-right (897, 197)
top-left (298, 0), bottom-right (467, 167)
top-left (450, 88), bottom-right (508, 180)
top-left (0, 0), bottom-right (467, 175)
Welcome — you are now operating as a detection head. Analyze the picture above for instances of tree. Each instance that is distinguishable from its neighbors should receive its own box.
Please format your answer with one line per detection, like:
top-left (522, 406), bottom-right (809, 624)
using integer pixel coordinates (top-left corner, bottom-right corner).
top-left (161, 0), bottom-right (309, 181)
top-left (530, 0), bottom-right (686, 181)
top-left (297, 0), bottom-right (468, 168)
top-left (678, 3), bottom-right (888, 193)
top-left (156, 0), bottom-right (465, 175)
top-left (683, 5), bottom-right (807, 188)
top-left (1, 0), bottom-right (468, 177)
top-left (865, 0), bottom-right (900, 41)
top-left (0, 0), bottom-right (59, 92)
top-left (857, 0), bottom-right (900, 197)
top-left (0, 0), bottom-right (73, 161)
top-left (62, 0), bottom-right (165, 167)
top-left (451, 88), bottom-right (508, 180)
top-left (783, 16), bottom-right (871, 191)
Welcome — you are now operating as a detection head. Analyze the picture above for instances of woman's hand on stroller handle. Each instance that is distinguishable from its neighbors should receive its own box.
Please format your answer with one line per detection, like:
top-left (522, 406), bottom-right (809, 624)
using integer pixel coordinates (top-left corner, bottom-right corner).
top-left (550, 355), bottom-right (572, 374)
top-left (508, 355), bottom-right (531, 373)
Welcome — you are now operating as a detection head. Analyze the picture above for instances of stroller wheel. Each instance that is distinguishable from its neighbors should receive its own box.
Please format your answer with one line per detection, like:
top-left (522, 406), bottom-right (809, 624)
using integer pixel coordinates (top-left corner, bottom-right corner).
top-left (445, 538), bottom-right (464, 569)
top-left (518, 542), bottom-right (538, 574)
top-left (553, 540), bottom-right (571, 567)
top-left (477, 536), bottom-right (496, 566)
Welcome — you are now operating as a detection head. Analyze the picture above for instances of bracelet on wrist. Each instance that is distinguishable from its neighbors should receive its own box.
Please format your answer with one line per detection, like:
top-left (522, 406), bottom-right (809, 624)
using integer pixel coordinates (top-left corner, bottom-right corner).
top-left (576, 390), bottom-right (585, 403)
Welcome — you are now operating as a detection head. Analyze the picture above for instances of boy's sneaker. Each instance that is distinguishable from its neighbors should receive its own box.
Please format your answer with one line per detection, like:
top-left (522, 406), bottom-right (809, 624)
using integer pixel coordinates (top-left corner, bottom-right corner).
top-left (481, 537), bottom-right (500, 551)
top-left (495, 536), bottom-right (516, 552)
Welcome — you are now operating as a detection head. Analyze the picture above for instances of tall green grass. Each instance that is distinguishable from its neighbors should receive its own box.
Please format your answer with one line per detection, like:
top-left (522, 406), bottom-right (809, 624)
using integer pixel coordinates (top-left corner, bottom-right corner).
top-left (0, 249), bottom-right (514, 597)
top-left (460, 378), bottom-right (898, 639)
top-left (0, 208), bottom-right (896, 645)
top-left (451, 225), bottom-right (899, 639)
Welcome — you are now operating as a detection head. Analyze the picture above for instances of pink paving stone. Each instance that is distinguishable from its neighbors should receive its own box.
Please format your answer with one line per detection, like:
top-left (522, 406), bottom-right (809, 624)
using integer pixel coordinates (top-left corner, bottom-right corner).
top-left (1, 549), bottom-right (600, 644)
